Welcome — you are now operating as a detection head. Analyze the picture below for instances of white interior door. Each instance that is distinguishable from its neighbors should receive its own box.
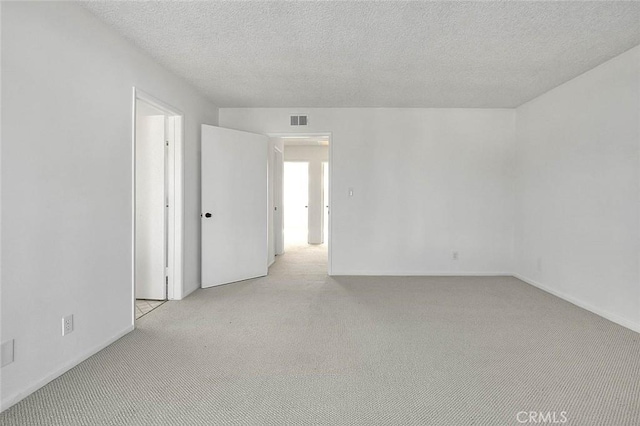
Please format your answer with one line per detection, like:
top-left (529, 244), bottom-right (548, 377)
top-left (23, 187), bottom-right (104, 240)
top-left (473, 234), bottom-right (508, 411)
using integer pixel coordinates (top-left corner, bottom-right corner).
top-left (135, 113), bottom-right (167, 300)
top-left (274, 149), bottom-right (284, 255)
top-left (201, 125), bottom-right (268, 288)
top-left (323, 161), bottom-right (329, 245)
top-left (284, 162), bottom-right (309, 245)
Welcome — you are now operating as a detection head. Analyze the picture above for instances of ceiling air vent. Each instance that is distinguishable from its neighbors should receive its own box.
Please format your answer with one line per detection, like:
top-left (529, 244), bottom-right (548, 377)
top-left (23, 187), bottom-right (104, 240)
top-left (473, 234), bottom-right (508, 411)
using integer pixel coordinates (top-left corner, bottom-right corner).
top-left (290, 114), bottom-right (308, 126)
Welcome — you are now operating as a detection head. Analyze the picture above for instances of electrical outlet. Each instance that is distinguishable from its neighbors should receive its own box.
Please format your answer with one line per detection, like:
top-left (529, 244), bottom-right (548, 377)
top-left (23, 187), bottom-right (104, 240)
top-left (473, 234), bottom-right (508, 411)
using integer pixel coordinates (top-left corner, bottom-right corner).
top-left (452, 251), bottom-right (459, 260)
top-left (1, 339), bottom-right (14, 367)
top-left (62, 315), bottom-right (74, 336)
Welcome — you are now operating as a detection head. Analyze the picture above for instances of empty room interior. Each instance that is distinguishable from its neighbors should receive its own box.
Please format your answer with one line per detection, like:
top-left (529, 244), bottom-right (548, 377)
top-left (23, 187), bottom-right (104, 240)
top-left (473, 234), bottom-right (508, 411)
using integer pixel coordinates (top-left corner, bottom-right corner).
top-left (1, 1), bottom-right (639, 425)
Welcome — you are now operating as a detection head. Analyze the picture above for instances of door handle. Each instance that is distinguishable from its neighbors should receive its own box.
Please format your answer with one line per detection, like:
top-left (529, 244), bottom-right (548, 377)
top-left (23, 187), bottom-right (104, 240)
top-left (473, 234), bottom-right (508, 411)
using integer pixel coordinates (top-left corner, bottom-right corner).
top-left (203, 212), bottom-right (212, 218)
top-left (305, 206), bottom-right (308, 208)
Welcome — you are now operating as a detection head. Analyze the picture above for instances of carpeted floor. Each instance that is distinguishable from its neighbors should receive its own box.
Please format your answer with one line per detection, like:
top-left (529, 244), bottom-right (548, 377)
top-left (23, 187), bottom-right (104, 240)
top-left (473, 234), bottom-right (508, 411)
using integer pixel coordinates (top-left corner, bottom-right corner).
top-left (1, 243), bottom-right (639, 425)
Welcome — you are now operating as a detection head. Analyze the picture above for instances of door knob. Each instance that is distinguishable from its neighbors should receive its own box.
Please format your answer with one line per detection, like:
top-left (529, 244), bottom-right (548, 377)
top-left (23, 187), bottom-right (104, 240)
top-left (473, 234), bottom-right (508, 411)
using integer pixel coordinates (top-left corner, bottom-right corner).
top-left (204, 212), bottom-right (212, 218)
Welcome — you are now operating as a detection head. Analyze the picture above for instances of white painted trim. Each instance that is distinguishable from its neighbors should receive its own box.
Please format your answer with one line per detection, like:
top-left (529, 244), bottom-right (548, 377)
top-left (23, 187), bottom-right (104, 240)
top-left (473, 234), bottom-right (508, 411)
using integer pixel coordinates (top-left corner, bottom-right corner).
top-left (165, 116), bottom-right (175, 300)
top-left (268, 132), bottom-right (331, 139)
top-left (0, 325), bottom-right (134, 412)
top-left (135, 88), bottom-right (184, 116)
top-left (272, 145), bottom-right (284, 257)
top-left (133, 88), bottom-right (185, 305)
top-left (173, 115), bottom-right (185, 300)
top-left (515, 274), bottom-right (640, 334)
top-left (130, 88), bottom-right (137, 325)
top-left (327, 133), bottom-right (333, 276)
top-left (330, 271), bottom-right (513, 277)
top-left (181, 285), bottom-right (198, 300)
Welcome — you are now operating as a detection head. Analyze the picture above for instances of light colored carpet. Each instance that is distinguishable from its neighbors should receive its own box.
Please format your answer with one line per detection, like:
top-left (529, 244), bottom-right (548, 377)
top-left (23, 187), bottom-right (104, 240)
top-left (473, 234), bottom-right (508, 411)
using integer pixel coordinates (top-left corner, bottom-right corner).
top-left (1, 243), bottom-right (639, 425)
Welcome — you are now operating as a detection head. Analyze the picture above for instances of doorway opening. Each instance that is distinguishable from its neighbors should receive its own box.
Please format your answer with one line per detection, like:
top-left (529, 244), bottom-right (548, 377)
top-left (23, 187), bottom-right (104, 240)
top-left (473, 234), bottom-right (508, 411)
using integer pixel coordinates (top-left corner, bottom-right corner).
top-left (132, 89), bottom-right (184, 320)
top-left (269, 133), bottom-right (331, 273)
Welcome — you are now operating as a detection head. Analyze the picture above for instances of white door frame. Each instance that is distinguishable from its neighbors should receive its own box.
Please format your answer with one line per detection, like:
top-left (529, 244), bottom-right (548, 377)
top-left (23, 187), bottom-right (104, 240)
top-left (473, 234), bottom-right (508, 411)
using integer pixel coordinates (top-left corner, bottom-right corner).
top-left (322, 161), bottom-right (329, 245)
top-left (131, 88), bottom-right (185, 322)
top-left (267, 132), bottom-right (332, 275)
top-left (273, 146), bottom-right (284, 257)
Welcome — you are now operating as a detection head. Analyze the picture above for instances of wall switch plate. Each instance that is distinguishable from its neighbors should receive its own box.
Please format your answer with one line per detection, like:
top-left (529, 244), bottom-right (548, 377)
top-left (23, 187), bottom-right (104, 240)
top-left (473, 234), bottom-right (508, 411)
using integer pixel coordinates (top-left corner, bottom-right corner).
top-left (1, 339), bottom-right (15, 367)
top-left (62, 315), bottom-right (74, 336)
top-left (452, 251), bottom-right (459, 260)
top-left (536, 257), bottom-right (543, 272)
top-left (348, 188), bottom-right (354, 197)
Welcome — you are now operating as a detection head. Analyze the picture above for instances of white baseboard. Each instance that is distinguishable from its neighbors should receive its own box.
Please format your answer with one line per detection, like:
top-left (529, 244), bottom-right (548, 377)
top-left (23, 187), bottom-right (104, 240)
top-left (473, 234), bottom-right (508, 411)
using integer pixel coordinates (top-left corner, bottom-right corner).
top-left (331, 271), bottom-right (513, 277)
top-left (514, 274), bottom-right (640, 334)
top-left (1, 325), bottom-right (135, 413)
top-left (181, 284), bottom-right (198, 299)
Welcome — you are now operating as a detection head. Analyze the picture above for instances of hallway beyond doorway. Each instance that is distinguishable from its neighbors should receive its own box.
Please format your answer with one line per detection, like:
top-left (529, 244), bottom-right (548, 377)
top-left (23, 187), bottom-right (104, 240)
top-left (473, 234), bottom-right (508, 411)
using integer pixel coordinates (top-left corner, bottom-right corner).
top-left (274, 240), bottom-right (328, 276)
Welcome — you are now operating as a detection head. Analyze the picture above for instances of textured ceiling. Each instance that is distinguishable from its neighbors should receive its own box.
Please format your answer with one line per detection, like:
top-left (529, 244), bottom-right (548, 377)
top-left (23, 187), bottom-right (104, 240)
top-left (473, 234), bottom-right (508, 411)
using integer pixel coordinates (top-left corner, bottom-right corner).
top-left (82, 1), bottom-right (640, 108)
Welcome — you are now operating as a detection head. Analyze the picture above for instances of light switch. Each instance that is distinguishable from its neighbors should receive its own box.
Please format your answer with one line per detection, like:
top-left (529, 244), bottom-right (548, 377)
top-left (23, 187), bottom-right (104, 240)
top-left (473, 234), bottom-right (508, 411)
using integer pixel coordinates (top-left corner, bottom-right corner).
top-left (348, 188), bottom-right (354, 197)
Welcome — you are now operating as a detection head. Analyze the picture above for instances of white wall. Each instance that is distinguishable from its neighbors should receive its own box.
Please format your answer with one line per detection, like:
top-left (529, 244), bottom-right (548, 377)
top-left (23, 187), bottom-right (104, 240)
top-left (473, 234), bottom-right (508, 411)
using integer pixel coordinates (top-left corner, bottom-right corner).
top-left (221, 108), bottom-right (516, 275)
top-left (1, 2), bottom-right (218, 410)
top-left (284, 145), bottom-right (329, 244)
top-left (514, 45), bottom-right (640, 332)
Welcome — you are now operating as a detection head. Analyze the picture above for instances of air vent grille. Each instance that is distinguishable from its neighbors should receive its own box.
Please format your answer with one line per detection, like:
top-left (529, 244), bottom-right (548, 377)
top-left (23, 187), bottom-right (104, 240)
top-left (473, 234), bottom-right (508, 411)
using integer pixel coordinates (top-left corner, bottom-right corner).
top-left (290, 115), bottom-right (308, 126)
